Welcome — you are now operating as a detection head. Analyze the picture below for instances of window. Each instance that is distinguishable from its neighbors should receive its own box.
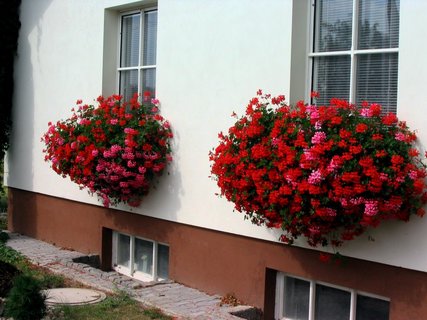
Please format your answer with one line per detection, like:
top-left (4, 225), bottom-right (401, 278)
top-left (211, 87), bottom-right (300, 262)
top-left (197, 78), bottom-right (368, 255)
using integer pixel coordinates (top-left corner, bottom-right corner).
top-left (275, 273), bottom-right (390, 320)
top-left (112, 231), bottom-right (169, 281)
top-left (310, 0), bottom-right (399, 113)
top-left (118, 7), bottom-right (157, 102)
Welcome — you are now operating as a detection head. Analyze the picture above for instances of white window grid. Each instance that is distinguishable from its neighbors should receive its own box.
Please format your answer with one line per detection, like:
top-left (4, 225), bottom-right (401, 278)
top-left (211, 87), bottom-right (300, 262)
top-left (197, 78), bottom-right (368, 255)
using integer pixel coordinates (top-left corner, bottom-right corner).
top-left (306, 0), bottom-right (399, 106)
top-left (112, 231), bottom-right (168, 282)
top-left (275, 272), bottom-right (390, 320)
top-left (117, 7), bottom-right (157, 98)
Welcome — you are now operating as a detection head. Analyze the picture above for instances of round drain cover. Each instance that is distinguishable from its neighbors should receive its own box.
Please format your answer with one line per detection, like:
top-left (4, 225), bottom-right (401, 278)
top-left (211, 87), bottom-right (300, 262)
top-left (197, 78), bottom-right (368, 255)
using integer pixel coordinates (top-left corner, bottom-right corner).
top-left (43, 288), bottom-right (106, 306)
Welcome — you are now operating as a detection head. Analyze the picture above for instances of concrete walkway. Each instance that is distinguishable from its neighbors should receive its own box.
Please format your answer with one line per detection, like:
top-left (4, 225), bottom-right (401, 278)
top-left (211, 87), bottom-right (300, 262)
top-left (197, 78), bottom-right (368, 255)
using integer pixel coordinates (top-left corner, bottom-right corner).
top-left (5, 233), bottom-right (256, 320)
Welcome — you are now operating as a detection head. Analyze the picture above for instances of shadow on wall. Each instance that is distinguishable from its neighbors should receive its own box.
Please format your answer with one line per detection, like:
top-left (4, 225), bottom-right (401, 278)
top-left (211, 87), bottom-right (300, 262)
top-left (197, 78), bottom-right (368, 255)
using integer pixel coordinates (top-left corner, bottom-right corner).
top-left (7, 0), bottom-right (53, 237)
top-left (106, 132), bottom-right (184, 235)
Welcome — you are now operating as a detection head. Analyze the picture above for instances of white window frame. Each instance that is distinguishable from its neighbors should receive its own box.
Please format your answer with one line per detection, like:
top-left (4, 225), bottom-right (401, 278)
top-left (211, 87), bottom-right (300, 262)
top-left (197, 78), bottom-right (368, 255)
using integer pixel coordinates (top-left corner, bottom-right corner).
top-left (275, 272), bottom-right (390, 320)
top-left (117, 6), bottom-right (157, 99)
top-left (307, 0), bottom-right (399, 110)
top-left (112, 231), bottom-right (169, 282)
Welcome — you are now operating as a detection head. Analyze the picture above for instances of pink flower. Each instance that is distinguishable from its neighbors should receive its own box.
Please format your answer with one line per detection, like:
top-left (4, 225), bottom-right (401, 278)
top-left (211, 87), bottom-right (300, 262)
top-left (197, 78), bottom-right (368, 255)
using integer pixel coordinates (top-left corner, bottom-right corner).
top-left (395, 132), bottom-right (406, 141)
top-left (364, 201), bottom-right (378, 216)
top-left (308, 170), bottom-right (323, 185)
top-left (110, 144), bottom-right (122, 153)
top-left (311, 131), bottom-right (326, 145)
top-left (360, 108), bottom-right (373, 117)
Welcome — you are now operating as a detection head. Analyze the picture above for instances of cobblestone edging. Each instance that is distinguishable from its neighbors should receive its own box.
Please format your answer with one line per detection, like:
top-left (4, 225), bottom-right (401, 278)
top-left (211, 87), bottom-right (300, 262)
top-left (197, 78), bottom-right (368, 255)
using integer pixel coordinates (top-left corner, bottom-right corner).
top-left (5, 233), bottom-right (259, 320)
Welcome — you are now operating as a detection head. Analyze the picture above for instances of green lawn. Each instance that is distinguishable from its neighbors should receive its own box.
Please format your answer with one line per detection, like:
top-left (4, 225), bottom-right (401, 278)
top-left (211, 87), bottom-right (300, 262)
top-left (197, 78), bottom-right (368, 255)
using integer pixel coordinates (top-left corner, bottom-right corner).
top-left (51, 292), bottom-right (172, 320)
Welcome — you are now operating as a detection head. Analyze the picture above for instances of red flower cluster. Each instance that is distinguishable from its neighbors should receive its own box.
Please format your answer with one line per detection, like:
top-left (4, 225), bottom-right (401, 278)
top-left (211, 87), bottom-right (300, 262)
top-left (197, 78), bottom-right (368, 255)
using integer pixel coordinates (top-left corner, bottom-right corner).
top-left (42, 94), bottom-right (173, 207)
top-left (209, 91), bottom-right (427, 247)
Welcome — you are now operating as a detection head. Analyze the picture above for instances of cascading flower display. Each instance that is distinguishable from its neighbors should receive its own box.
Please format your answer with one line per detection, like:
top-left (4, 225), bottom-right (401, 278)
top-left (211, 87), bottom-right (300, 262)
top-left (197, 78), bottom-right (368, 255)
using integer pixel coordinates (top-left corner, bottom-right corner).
top-left (42, 94), bottom-right (173, 208)
top-left (209, 90), bottom-right (427, 247)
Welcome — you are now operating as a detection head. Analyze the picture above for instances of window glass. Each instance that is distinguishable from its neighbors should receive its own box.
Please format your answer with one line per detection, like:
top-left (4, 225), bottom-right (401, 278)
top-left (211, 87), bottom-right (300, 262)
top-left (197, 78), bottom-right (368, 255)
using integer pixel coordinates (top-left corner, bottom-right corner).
top-left (119, 69), bottom-right (138, 102)
top-left (134, 238), bottom-right (154, 275)
top-left (355, 52), bottom-right (398, 113)
top-left (117, 234), bottom-right (130, 268)
top-left (311, 0), bottom-right (399, 113)
top-left (120, 13), bottom-right (141, 68)
top-left (358, 0), bottom-right (400, 50)
top-left (314, 0), bottom-right (353, 52)
top-left (143, 11), bottom-right (158, 66)
top-left (315, 284), bottom-right (351, 320)
top-left (283, 277), bottom-right (310, 320)
top-left (157, 244), bottom-right (169, 280)
top-left (356, 295), bottom-right (390, 320)
top-left (142, 68), bottom-right (156, 97)
top-left (312, 55), bottom-right (351, 105)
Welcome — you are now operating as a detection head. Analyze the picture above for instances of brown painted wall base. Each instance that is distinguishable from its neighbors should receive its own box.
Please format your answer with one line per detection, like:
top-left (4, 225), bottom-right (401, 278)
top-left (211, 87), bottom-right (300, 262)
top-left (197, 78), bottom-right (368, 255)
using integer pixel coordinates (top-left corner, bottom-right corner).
top-left (8, 188), bottom-right (427, 319)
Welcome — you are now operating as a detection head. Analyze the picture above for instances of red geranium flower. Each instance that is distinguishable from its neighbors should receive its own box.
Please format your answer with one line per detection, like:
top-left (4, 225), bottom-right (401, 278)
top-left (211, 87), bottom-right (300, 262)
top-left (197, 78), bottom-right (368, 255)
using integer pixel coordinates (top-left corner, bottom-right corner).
top-left (209, 91), bottom-right (427, 248)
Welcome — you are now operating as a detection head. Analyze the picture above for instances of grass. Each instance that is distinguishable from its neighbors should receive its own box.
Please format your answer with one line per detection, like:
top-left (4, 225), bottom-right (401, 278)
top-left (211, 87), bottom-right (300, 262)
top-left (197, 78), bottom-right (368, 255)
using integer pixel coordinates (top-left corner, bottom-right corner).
top-left (51, 292), bottom-right (173, 320)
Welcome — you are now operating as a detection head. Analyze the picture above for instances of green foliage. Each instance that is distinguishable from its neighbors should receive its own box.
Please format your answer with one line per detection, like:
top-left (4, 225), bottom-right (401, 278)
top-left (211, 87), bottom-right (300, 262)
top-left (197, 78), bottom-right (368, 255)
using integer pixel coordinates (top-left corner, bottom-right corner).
top-left (36, 271), bottom-right (65, 289)
top-left (4, 274), bottom-right (47, 320)
top-left (0, 260), bottom-right (20, 297)
top-left (0, 159), bottom-right (7, 214)
top-left (0, 0), bottom-right (21, 157)
top-left (142, 307), bottom-right (173, 320)
top-left (0, 242), bottom-right (26, 268)
top-left (0, 231), bottom-right (9, 244)
top-left (0, 215), bottom-right (6, 230)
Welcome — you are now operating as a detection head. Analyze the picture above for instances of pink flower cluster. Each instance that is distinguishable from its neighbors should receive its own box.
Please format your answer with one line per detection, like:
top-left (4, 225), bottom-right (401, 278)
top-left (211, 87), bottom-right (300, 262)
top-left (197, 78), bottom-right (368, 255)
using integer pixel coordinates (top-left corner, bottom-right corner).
top-left (42, 94), bottom-right (173, 207)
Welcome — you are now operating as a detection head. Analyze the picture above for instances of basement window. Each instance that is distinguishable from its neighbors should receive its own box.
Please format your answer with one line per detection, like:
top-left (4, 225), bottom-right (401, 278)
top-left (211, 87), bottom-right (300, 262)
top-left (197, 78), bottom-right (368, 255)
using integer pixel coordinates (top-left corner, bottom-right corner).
top-left (275, 273), bottom-right (390, 320)
top-left (112, 231), bottom-right (169, 281)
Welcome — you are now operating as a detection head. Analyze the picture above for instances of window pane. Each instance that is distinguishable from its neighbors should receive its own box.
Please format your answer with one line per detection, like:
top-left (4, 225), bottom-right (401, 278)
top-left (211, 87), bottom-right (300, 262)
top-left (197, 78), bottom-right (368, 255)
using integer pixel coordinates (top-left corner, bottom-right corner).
top-left (356, 53), bottom-right (398, 114)
top-left (314, 0), bottom-right (353, 52)
top-left (283, 277), bottom-right (310, 320)
top-left (157, 244), bottom-right (169, 280)
top-left (143, 10), bottom-right (158, 66)
top-left (312, 55), bottom-right (351, 105)
top-left (134, 238), bottom-right (154, 276)
top-left (315, 284), bottom-right (351, 320)
top-left (358, 0), bottom-right (400, 50)
top-left (356, 295), bottom-right (390, 320)
top-left (120, 13), bottom-right (141, 67)
top-left (142, 68), bottom-right (156, 97)
top-left (117, 234), bottom-right (130, 268)
top-left (119, 70), bottom-right (138, 102)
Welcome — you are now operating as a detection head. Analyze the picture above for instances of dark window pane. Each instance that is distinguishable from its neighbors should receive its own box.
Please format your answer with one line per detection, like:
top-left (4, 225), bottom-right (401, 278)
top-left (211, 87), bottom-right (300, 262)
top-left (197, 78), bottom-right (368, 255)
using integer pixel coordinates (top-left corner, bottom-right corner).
top-left (312, 55), bottom-right (351, 105)
top-left (283, 277), bottom-right (310, 320)
top-left (355, 53), bottom-right (398, 114)
top-left (142, 68), bottom-right (156, 97)
top-left (143, 10), bottom-right (158, 66)
top-left (315, 284), bottom-right (351, 320)
top-left (120, 14), bottom-right (140, 67)
top-left (314, 0), bottom-right (353, 52)
top-left (358, 0), bottom-right (400, 50)
top-left (117, 234), bottom-right (130, 268)
top-left (157, 244), bottom-right (169, 280)
top-left (134, 238), bottom-right (153, 276)
top-left (119, 70), bottom-right (138, 102)
top-left (356, 295), bottom-right (390, 320)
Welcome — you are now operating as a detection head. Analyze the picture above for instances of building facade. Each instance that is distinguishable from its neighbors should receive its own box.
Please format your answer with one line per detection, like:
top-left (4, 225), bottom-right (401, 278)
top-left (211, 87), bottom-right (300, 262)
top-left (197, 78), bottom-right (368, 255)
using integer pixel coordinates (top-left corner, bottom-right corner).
top-left (6, 0), bottom-right (427, 318)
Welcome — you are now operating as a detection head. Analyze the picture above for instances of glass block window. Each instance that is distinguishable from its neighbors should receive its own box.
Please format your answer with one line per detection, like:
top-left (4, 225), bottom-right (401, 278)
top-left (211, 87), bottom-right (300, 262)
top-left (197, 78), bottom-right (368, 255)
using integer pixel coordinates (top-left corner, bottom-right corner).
top-left (113, 231), bottom-right (169, 282)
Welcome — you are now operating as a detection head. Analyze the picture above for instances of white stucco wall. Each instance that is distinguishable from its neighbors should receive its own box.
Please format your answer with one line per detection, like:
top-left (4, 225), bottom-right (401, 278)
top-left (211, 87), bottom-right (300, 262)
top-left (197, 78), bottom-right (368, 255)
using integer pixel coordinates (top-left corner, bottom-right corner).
top-left (6, 0), bottom-right (427, 272)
